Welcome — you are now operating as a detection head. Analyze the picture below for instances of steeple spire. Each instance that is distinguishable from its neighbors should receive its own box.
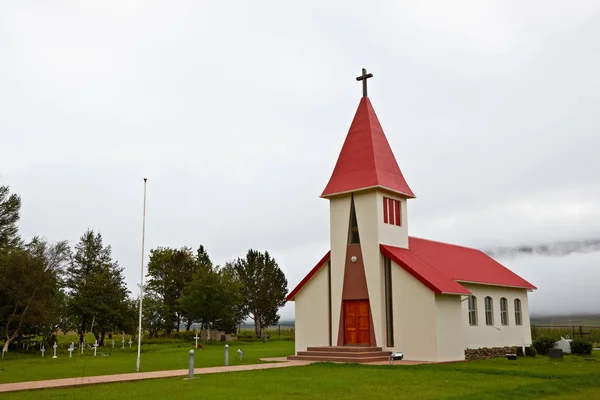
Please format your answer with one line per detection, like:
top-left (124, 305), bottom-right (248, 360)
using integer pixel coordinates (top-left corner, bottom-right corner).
top-left (321, 96), bottom-right (415, 199)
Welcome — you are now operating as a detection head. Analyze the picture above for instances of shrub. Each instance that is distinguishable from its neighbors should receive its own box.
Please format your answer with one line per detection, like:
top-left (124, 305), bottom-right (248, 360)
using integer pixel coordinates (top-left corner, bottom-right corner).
top-left (533, 337), bottom-right (556, 355)
top-left (172, 331), bottom-right (195, 341)
top-left (570, 339), bottom-right (593, 355)
top-left (516, 346), bottom-right (537, 357)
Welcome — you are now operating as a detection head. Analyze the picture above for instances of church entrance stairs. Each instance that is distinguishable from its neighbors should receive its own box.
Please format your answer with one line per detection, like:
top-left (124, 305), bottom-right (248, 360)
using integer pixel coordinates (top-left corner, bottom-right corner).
top-left (287, 346), bottom-right (391, 363)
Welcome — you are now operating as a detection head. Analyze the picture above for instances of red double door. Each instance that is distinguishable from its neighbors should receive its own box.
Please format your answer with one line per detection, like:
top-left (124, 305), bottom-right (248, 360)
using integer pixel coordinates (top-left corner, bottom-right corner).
top-left (344, 300), bottom-right (370, 345)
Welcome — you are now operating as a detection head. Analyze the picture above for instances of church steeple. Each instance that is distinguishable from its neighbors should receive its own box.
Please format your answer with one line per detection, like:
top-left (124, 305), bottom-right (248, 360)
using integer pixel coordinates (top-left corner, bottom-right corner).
top-left (321, 95), bottom-right (415, 199)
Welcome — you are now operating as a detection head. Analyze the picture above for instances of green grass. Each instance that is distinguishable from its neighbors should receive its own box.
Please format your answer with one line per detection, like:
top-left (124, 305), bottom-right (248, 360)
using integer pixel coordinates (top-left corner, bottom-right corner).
top-left (3, 352), bottom-right (599, 399)
top-left (0, 333), bottom-right (293, 384)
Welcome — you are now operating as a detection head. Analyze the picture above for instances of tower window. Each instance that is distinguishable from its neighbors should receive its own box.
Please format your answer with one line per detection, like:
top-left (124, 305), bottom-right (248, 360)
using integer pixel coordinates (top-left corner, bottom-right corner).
top-left (348, 196), bottom-right (360, 244)
top-left (384, 256), bottom-right (394, 347)
top-left (383, 197), bottom-right (401, 226)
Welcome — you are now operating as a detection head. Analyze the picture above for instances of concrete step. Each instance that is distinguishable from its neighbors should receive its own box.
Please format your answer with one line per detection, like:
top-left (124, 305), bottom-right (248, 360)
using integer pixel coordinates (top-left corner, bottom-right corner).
top-left (288, 355), bottom-right (391, 363)
top-left (297, 350), bottom-right (391, 358)
top-left (306, 346), bottom-right (383, 353)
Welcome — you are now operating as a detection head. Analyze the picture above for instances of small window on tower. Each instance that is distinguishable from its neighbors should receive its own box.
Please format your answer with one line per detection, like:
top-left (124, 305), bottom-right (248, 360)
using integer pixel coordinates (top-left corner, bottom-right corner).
top-left (383, 197), bottom-right (401, 226)
top-left (348, 196), bottom-right (360, 244)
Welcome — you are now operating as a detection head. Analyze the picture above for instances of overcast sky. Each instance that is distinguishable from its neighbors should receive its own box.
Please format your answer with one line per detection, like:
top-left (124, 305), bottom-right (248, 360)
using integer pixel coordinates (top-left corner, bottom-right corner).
top-left (1, 1), bottom-right (599, 320)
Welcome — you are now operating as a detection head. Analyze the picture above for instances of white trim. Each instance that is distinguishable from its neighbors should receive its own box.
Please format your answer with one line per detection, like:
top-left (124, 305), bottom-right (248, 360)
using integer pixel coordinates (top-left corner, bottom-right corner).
top-left (456, 280), bottom-right (536, 291)
top-left (321, 185), bottom-right (416, 199)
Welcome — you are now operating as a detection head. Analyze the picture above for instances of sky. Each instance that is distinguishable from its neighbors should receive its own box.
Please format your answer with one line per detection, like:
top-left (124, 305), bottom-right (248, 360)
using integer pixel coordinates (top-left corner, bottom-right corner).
top-left (1, 1), bottom-right (599, 320)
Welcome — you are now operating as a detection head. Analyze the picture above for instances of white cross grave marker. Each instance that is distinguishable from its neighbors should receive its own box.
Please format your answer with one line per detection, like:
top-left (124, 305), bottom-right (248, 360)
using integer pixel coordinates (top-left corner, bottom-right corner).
top-left (68, 343), bottom-right (74, 358)
top-left (41, 345), bottom-right (45, 358)
top-left (112, 340), bottom-right (115, 349)
top-left (129, 338), bottom-right (132, 348)
top-left (93, 340), bottom-right (99, 356)
top-left (194, 332), bottom-right (200, 348)
top-left (52, 341), bottom-right (58, 358)
top-left (122, 333), bottom-right (125, 349)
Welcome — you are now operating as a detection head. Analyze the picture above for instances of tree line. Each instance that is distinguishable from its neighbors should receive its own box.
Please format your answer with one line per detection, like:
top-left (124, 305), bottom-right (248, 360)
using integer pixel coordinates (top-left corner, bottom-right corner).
top-left (0, 182), bottom-right (288, 351)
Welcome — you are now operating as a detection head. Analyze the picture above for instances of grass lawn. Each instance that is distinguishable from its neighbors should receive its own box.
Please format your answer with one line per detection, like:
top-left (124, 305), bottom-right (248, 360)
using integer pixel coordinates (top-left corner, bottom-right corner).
top-left (2, 352), bottom-right (599, 399)
top-left (0, 333), bottom-right (294, 384)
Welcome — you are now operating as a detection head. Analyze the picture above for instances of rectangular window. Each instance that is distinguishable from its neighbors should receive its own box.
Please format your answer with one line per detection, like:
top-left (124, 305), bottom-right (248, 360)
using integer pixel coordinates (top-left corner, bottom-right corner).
top-left (500, 298), bottom-right (508, 326)
top-left (468, 296), bottom-right (477, 326)
top-left (383, 197), bottom-right (401, 227)
top-left (383, 197), bottom-right (389, 224)
top-left (384, 256), bottom-right (394, 347)
top-left (484, 296), bottom-right (494, 326)
top-left (514, 299), bottom-right (522, 326)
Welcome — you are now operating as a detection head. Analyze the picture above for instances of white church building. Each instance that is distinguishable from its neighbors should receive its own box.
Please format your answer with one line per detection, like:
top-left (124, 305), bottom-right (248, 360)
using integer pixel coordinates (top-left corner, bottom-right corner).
top-left (287, 71), bottom-right (536, 363)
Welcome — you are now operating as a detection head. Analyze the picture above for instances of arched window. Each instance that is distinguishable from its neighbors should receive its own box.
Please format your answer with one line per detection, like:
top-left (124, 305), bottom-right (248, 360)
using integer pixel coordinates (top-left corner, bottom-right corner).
top-left (468, 296), bottom-right (477, 326)
top-left (484, 296), bottom-right (494, 326)
top-left (514, 299), bottom-right (522, 326)
top-left (500, 298), bottom-right (508, 326)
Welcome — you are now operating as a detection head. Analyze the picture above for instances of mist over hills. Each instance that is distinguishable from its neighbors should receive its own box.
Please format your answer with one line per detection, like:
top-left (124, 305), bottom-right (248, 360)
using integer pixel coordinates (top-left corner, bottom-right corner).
top-left (484, 238), bottom-right (600, 259)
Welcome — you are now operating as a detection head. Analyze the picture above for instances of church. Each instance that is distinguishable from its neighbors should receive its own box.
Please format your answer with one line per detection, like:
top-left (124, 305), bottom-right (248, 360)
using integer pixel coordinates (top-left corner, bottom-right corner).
top-left (286, 69), bottom-right (536, 363)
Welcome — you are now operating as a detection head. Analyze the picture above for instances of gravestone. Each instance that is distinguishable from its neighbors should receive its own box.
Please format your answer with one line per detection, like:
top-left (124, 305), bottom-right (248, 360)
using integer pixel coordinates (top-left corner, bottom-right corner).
top-left (52, 341), bottom-right (58, 358)
top-left (129, 338), bottom-right (132, 348)
top-left (68, 343), bottom-right (74, 358)
top-left (41, 345), bottom-right (45, 358)
top-left (112, 340), bottom-right (115, 349)
top-left (549, 348), bottom-right (563, 359)
top-left (194, 333), bottom-right (200, 348)
top-left (93, 340), bottom-right (99, 356)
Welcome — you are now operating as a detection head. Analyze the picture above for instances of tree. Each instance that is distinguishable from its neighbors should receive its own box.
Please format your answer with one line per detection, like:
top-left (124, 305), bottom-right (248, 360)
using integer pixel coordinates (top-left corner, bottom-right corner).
top-left (66, 230), bottom-right (130, 346)
top-left (146, 247), bottom-right (196, 335)
top-left (0, 238), bottom-right (69, 352)
top-left (229, 250), bottom-right (288, 338)
top-left (0, 184), bottom-right (21, 251)
top-left (142, 292), bottom-right (168, 338)
top-left (179, 264), bottom-right (244, 335)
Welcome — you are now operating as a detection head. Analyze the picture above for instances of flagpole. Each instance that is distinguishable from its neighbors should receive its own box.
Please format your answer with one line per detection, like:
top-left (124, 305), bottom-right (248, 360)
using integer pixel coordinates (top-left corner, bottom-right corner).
top-left (136, 178), bottom-right (147, 372)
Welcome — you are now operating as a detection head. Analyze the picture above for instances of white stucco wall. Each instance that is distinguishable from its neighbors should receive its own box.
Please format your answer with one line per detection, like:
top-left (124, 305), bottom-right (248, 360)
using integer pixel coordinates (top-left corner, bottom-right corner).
top-left (460, 283), bottom-right (532, 350)
top-left (329, 195), bottom-right (351, 344)
top-left (388, 261), bottom-right (438, 361)
top-left (376, 191), bottom-right (409, 249)
top-left (294, 262), bottom-right (330, 353)
top-left (353, 190), bottom-right (385, 346)
top-left (435, 294), bottom-right (466, 361)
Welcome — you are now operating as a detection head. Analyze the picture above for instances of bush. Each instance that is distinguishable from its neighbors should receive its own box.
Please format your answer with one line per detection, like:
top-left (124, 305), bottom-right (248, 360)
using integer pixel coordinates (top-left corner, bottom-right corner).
top-left (516, 346), bottom-right (537, 357)
top-left (172, 331), bottom-right (196, 341)
top-left (570, 339), bottom-right (593, 355)
top-left (525, 346), bottom-right (537, 357)
top-left (533, 337), bottom-right (556, 355)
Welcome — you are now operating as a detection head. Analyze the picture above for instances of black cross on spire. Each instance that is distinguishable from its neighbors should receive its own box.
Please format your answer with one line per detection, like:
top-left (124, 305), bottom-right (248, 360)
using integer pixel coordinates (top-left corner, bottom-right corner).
top-left (356, 68), bottom-right (373, 97)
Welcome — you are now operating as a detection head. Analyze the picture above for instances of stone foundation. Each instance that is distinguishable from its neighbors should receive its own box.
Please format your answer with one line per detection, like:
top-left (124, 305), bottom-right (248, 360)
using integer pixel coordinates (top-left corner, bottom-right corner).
top-left (465, 346), bottom-right (517, 361)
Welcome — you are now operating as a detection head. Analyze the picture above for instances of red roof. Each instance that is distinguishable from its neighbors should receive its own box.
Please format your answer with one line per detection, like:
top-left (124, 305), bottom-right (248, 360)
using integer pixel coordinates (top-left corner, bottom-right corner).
top-left (286, 238), bottom-right (535, 301)
top-left (380, 245), bottom-right (471, 295)
top-left (404, 237), bottom-right (537, 290)
top-left (321, 97), bottom-right (415, 198)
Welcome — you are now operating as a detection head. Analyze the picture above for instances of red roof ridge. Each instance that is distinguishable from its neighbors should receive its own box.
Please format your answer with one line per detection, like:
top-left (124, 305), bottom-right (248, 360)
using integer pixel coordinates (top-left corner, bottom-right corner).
top-left (409, 236), bottom-right (482, 253)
